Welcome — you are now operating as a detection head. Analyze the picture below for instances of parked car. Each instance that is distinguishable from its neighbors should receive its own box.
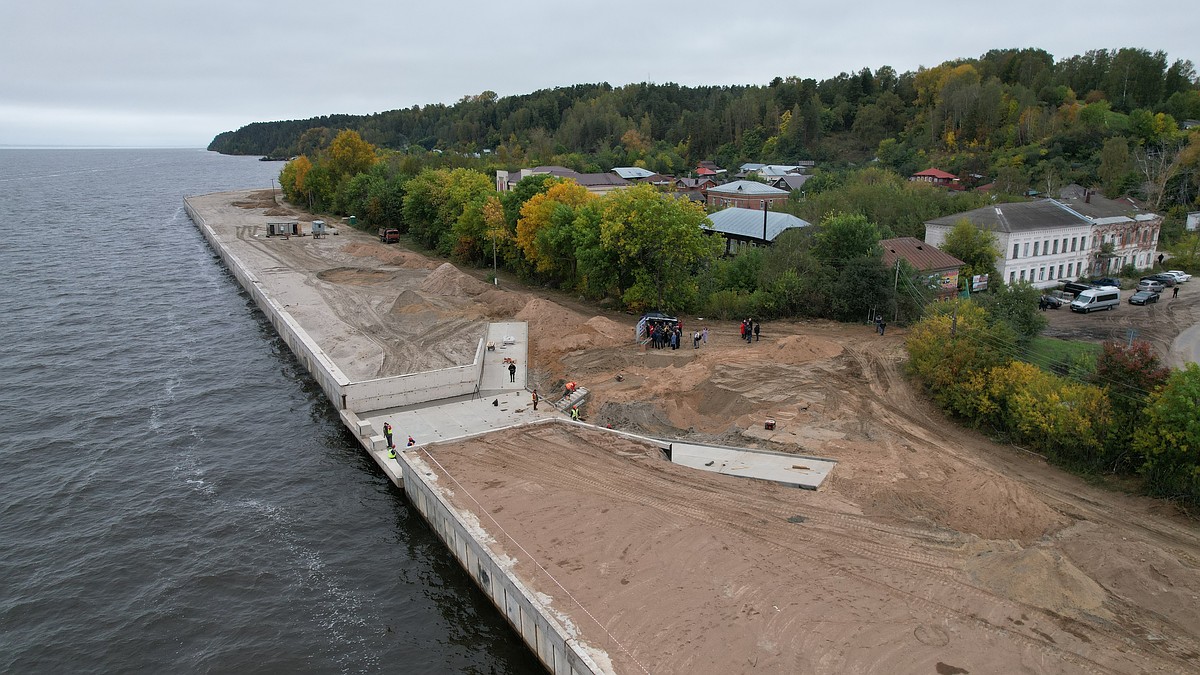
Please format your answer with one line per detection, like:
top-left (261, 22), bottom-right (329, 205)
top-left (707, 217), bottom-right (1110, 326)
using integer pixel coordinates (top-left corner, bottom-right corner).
top-left (1129, 290), bottom-right (1160, 305)
top-left (1142, 273), bottom-right (1177, 287)
top-left (1040, 291), bottom-right (1067, 309)
top-left (1092, 277), bottom-right (1122, 288)
top-left (1137, 279), bottom-right (1166, 293)
top-left (1164, 270), bottom-right (1191, 282)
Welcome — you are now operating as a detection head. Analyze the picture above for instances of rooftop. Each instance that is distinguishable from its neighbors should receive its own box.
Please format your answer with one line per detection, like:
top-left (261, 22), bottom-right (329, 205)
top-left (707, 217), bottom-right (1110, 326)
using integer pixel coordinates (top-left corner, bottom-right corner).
top-left (926, 199), bottom-right (1090, 233)
top-left (880, 237), bottom-right (965, 272)
top-left (705, 207), bottom-right (810, 241)
top-left (707, 180), bottom-right (790, 197)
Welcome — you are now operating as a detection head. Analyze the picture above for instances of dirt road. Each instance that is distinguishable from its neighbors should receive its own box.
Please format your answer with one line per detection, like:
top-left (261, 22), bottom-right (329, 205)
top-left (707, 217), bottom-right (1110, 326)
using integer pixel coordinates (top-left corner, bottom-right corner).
top-left (202, 190), bottom-right (1200, 673)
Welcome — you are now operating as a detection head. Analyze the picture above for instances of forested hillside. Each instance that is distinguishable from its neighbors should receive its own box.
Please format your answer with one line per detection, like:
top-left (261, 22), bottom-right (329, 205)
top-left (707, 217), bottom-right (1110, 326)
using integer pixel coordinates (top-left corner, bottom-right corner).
top-left (211, 47), bottom-right (1200, 208)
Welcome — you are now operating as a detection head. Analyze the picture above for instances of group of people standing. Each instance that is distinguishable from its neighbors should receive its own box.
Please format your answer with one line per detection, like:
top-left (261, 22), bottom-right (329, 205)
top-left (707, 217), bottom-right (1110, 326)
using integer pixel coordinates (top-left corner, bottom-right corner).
top-left (382, 422), bottom-right (415, 459)
top-left (645, 320), bottom-right (685, 349)
top-left (739, 318), bottom-right (760, 343)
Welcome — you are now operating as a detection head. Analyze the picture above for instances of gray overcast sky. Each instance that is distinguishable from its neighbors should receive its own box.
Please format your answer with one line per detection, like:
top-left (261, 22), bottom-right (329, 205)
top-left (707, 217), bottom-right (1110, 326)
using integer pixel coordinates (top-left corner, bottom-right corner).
top-left (2, 0), bottom-right (1196, 148)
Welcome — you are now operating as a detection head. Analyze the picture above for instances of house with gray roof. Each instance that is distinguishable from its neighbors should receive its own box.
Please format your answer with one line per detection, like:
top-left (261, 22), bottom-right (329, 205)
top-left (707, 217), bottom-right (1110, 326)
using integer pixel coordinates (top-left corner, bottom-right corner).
top-left (706, 180), bottom-right (790, 209)
top-left (770, 175), bottom-right (811, 192)
top-left (612, 167), bottom-right (656, 180)
top-left (496, 166), bottom-right (630, 195)
top-left (925, 193), bottom-right (1162, 289)
top-left (1057, 185), bottom-right (1162, 273)
top-left (925, 200), bottom-right (1095, 289)
top-left (703, 207), bottom-right (811, 254)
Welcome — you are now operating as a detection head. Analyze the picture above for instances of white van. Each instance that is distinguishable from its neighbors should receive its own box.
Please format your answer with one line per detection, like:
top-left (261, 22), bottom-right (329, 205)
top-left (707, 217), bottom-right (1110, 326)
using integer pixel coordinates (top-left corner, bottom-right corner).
top-left (1070, 286), bottom-right (1121, 313)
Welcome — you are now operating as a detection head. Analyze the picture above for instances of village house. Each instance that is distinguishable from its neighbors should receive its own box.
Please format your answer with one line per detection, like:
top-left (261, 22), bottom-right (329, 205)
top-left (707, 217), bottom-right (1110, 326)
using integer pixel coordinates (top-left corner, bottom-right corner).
top-left (909, 168), bottom-right (959, 188)
top-left (880, 237), bottom-right (965, 300)
top-left (705, 180), bottom-right (790, 209)
top-left (703, 207), bottom-right (810, 255)
top-left (673, 176), bottom-right (715, 202)
top-left (495, 166), bottom-right (630, 195)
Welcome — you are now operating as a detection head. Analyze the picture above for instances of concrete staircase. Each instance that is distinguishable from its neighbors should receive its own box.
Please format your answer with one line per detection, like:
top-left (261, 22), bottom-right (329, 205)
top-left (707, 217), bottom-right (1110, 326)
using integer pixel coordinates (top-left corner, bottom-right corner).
top-left (555, 386), bottom-right (590, 412)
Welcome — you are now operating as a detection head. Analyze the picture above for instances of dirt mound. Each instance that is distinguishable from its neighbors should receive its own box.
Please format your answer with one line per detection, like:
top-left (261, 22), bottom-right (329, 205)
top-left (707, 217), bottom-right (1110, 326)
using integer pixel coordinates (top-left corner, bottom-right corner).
top-left (315, 267), bottom-right (395, 285)
top-left (770, 334), bottom-right (844, 363)
top-left (517, 297), bottom-right (590, 335)
top-left (966, 545), bottom-right (1111, 620)
top-left (474, 289), bottom-right (528, 318)
top-left (231, 191), bottom-right (276, 209)
top-left (420, 262), bottom-right (493, 297)
top-left (584, 315), bottom-right (631, 343)
top-left (390, 289), bottom-right (430, 314)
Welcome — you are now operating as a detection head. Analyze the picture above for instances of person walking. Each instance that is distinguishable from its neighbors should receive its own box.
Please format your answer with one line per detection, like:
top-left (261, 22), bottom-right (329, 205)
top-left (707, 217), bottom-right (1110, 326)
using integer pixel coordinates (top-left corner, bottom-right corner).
top-left (1173, 286), bottom-right (1179, 299)
top-left (383, 422), bottom-right (394, 450)
top-left (754, 322), bottom-right (760, 342)
top-left (875, 314), bottom-right (884, 335)
top-left (702, 327), bottom-right (708, 344)
top-left (508, 361), bottom-right (517, 383)
top-left (531, 390), bottom-right (539, 410)
top-left (879, 319), bottom-right (886, 336)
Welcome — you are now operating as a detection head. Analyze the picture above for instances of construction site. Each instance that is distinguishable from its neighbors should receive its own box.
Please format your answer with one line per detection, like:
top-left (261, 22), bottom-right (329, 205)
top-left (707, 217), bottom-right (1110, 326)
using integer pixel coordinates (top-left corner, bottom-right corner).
top-left (186, 188), bottom-right (1200, 674)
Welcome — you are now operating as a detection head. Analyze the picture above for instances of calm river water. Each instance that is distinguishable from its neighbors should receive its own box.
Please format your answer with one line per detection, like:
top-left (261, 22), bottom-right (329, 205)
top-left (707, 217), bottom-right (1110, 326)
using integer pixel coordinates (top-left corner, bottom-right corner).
top-left (0, 149), bottom-right (539, 673)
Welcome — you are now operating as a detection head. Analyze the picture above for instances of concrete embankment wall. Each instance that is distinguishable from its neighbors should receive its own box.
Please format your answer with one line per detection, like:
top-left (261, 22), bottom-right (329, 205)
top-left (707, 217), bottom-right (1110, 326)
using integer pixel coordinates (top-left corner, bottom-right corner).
top-left (397, 426), bottom-right (607, 675)
top-left (185, 198), bottom-right (352, 410)
top-left (185, 198), bottom-right (602, 675)
top-left (342, 338), bottom-right (486, 411)
top-left (184, 198), bottom-right (485, 414)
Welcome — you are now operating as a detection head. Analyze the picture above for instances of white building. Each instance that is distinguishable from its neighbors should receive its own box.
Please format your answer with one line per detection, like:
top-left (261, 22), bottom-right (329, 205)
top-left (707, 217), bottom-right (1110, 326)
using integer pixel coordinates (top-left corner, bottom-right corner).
top-left (925, 192), bottom-right (1161, 289)
top-left (925, 200), bottom-right (1098, 289)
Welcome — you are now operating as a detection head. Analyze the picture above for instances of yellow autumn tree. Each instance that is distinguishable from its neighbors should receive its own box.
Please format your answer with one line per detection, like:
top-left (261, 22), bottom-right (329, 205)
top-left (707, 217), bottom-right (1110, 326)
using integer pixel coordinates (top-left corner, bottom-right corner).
top-left (516, 180), bottom-right (593, 272)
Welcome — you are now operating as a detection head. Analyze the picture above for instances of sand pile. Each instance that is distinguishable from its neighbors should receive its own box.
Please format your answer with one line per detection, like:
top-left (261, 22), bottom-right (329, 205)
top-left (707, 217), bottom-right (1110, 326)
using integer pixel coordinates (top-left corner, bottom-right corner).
top-left (966, 546), bottom-right (1111, 619)
top-left (771, 334), bottom-right (844, 363)
top-left (420, 262), bottom-right (493, 297)
top-left (474, 288), bottom-right (528, 318)
top-left (390, 289), bottom-right (430, 315)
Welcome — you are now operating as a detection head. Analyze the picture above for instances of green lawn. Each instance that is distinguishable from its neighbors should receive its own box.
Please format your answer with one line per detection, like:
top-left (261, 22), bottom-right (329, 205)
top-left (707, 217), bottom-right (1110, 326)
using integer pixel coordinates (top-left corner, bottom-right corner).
top-left (1023, 337), bottom-right (1101, 376)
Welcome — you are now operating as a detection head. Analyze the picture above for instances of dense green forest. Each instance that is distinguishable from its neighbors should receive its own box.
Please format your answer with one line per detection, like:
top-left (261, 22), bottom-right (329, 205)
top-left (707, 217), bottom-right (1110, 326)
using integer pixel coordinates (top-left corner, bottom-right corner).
top-left (213, 47), bottom-right (1200, 210)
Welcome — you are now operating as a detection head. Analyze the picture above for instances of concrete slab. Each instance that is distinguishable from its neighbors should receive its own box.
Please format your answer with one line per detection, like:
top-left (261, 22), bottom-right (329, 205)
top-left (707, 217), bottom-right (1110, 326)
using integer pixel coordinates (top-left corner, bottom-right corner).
top-left (668, 441), bottom-right (836, 489)
top-left (362, 386), bottom-right (555, 453)
top-left (481, 322), bottom-right (528, 393)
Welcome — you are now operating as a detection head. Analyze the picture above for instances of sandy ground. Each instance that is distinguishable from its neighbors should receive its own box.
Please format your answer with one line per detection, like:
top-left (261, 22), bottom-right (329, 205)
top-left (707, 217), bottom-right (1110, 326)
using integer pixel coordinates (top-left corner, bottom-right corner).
top-left (192, 190), bottom-right (1200, 674)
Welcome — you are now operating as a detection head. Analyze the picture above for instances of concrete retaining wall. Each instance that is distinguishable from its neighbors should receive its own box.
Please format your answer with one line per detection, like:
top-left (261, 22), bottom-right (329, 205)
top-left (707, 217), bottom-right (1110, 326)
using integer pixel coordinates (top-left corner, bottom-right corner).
top-left (342, 338), bottom-right (486, 411)
top-left (185, 198), bottom-right (352, 411)
top-left (185, 198), bottom-right (485, 415)
top-left (399, 448), bottom-right (606, 675)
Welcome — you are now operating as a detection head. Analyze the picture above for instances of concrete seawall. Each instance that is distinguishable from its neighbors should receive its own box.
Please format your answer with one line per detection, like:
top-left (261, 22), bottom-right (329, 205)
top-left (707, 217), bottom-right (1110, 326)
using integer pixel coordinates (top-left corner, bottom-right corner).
top-left (184, 196), bottom-right (606, 675)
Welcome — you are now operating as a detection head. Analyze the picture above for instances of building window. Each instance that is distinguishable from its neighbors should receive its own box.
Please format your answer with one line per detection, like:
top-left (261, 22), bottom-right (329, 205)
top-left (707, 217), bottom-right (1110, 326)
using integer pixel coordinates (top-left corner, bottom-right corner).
top-left (1062, 238), bottom-right (1068, 252)
top-left (1010, 271), bottom-right (1016, 283)
top-left (1070, 237), bottom-right (1077, 252)
top-left (1081, 236), bottom-right (1087, 249)
top-left (1058, 264), bottom-right (1064, 278)
top-left (1013, 243), bottom-right (1020, 259)
top-left (1067, 262), bottom-right (1073, 277)
top-left (1023, 242), bottom-right (1029, 257)
top-left (1044, 240), bottom-right (1050, 255)
top-left (1052, 240), bottom-right (1058, 254)
top-left (1039, 267), bottom-right (1045, 281)
top-left (1033, 241), bottom-right (1040, 256)
top-left (1020, 270), bottom-right (1026, 281)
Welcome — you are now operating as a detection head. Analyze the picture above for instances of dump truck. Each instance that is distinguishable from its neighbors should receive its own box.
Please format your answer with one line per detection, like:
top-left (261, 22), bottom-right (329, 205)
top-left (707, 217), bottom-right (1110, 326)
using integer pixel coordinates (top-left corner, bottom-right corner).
top-left (378, 227), bottom-right (399, 244)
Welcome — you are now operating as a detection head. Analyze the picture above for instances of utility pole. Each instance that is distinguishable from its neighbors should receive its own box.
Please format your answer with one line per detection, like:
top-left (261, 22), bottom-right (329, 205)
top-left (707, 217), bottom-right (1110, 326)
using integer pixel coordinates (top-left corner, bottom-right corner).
top-left (893, 259), bottom-right (901, 322)
top-left (761, 199), bottom-right (769, 246)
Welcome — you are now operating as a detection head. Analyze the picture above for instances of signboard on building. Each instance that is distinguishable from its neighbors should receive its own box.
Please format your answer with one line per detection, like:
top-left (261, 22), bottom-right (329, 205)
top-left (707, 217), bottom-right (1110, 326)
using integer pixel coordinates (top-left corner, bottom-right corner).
top-left (971, 274), bottom-right (989, 292)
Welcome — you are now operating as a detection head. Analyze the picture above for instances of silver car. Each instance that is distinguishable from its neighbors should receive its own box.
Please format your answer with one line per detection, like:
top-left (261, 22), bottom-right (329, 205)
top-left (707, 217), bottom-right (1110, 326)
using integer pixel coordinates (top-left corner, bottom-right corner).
top-left (1137, 279), bottom-right (1165, 293)
top-left (1165, 270), bottom-right (1191, 282)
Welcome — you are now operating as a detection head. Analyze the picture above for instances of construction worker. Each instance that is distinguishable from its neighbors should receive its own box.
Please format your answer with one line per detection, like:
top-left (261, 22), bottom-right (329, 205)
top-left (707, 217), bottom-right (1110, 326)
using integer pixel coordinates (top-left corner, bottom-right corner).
top-left (531, 390), bottom-right (539, 410)
top-left (570, 405), bottom-right (580, 421)
top-left (387, 447), bottom-right (396, 459)
top-left (407, 436), bottom-right (416, 447)
top-left (383, 422), bottom-right (394, 449)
